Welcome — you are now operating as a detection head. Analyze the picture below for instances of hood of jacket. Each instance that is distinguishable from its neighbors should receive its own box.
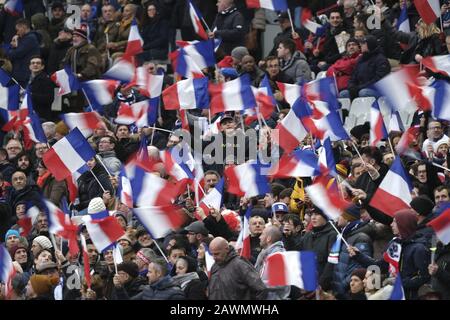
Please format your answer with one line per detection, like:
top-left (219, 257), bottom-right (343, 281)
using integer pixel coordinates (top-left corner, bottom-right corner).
top-left (170, 272), bottom-right (200, 290)
top-left (280, 50), bottom-right (307, 71)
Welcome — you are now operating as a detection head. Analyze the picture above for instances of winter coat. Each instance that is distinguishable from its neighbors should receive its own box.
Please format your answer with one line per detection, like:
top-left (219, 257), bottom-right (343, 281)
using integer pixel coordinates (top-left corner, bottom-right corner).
top-left (94, 19), bottom-right (120, 55)
top-left (6, 184), bottom-right (42, 212)
top-left (269, 26), bottom-right (308, 57)
top-left (115, 137), bottom-right (140, 163)
top-left (114, 276), bottom-right (147, 300)
top-left (203, 215), bottom-right (235, 241)
top-left (254, 241), bottom-right (290, 300)
top-left (31, 14), bottom-right (52, 62)
top-left (326, 53), bottom-right (361, 91)
top-left (320, 24), bottom-right (348, 65)
top-left (112, 18), bottom-right (132, 54)
top-left (41, 175), bottom-right (68, 206)
top-left (282, 232), bottom-right (303, 251)
top-left (298, 222), bottom-right (337, 290)
top-left (76, 164), bottom-right (114, 211)
top-left (415, 215), bottom-right (435, 248)
top-left (280, 51), bottom-right (312, 84)
top-left (347, 46), bottom-right (391, 94)
top-left (62, 40), bottom-right (103, 81)
top-left (48, 18), bottom-right (65, 40)
top-left (97, 151), bottom-right (122, 176)
top-left (29, 71), bottom-right (55, 122)
top-left (0, 162), bottom-right (15, 183)
top-left (331, 221), bottom-right (373, 298)
top-left (213, 6), bottom-right (247, 55)
top-left (431, 243), bottom-right (450, 300)
top-left (7, 31), bottom-right (41, 87)
top-left (140, 17), bottom-right (169, 61)
top-left (250, 235), bottom-right (263, 265)
top-left (129, 276), bottom-right (186, 300)
top-left (170, 272), bottom-right (207, 300)
top-left (208, 247), bottom-right (267, 300)
top-left (47, 38), bottom-right (72, 75)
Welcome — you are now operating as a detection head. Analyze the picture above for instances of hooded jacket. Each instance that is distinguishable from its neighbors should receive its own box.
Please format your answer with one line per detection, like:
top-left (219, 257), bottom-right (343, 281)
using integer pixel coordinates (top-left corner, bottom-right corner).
top-left (326, 52), bottom-right (361, 91)
top-left (213, 6), bottom-right (246, 55)
top-left (280, 51), bottom-right (312, 84)
top-left (76, 163), bottom-right (114, 211)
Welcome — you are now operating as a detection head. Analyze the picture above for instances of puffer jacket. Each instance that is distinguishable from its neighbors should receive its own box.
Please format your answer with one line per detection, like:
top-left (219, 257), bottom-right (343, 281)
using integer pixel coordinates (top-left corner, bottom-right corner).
top-left (129, 276), bottom-right (185, 300)
top-left (76, 163), bottom-right (114, 212)
top-left (326, 52), bottom-right (361, 91)
top-left (62, 40), bottom-right (103, 80)
top-left (331, 221), bottom-right (373, 298)
top-left (113, 276), bottom-right (148, 300)
top-left (280, 51), bottom-right (312, 84)
top-left (208, 247), bottom-right (267, 300)
top-left (213, 6), bottom-right (247, 55)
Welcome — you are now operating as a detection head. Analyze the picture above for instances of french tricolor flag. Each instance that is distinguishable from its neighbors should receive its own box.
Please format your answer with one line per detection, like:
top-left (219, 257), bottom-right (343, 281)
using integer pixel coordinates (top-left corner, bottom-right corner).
top-left (389, 275), bottom-right (405, 300)
top-left (414, 0), bottom-right (440, 25)
top-left (103, 56), bottom-right (136, 83)
top-left (245, 0), bottom-right (288, 11)
top-left (300, 7), bottom-right (326, 36)
top-left (17, 205), bottom-right (40, 236)
top-left (66, 171), bottom-right (81, 204)
top-left (209, 74), bottom-right (256, 114)
top-left (61, 112), bottom-right (104, 137)
top-left (0, 80), bottom-right (20, 123)
top-left (118, 173), bottom-right (133, 208)
top-left (199, 178), bottom-right (224, 219)
top-left (204, 244), bottom-right (215, 277)
top-left (51, 65), bottom-right (80, 96)
top-left (236, 207), bottom-right (252, 259)
top-left (422, 54), bottom-right (450, 78)
top-left (133, 205), bottom-right (186, 239)
top-left (318, 138), bottom-right (337, 176)
top-left (427, 204), bottom-right (450, 245)
top-left (115, 99), bottom-right (158, 127)
top-left (276, 81), bottom-right (301, 107)
top-left (306, 175), bottom-right (350, 220)
top-left (0, 246), bottom-right (16, 299)
top-left (225, 160), bottom-right (271, 198)
top-left (266, 251), bottom-right (317, 291)
top-left (270, 149), bottom-right (322, 178)
top-left (370, 100), bottom-right (388, 146)
top-left (21, 112), bottom-right (47, 146)
top-left (388, 110), bottom-right (405, 132)
top-left (135, 67), bottom-right (164, 98)
top-left (163, 77), bottom-right (210, 110)
top-left (160, 147), bottom-right (195, 182)
top-left (397, 4), bottom-right (410, 32)
top-left (125, 18), bottom-right (144, 57)
top-left (176, 40), bottom-right (216, 77)
top-left (82, 215), bottom-right (125, 252)
top-left (304, 77), bottom-right (339, 111)
top-left (187, 0), bottom-right (208, 40)
top-left (4, 0), bottom-right (23, 17)
top-left (428, 80), bottom-right (450, 121)
top-left (43, 127), bottom-right (96, 181)
top-left (275, 100), bottom-right (308, 153)
top-left (395, 125), bottom-right (420, 157)
top-left (246, 75), bottom-right (276, 125)
top-left (170, 49), bottom-right (205, 79)
top-left (369, 157), bottom-right (412, 217)
top-left (81, 79), bottom-right (120, 113)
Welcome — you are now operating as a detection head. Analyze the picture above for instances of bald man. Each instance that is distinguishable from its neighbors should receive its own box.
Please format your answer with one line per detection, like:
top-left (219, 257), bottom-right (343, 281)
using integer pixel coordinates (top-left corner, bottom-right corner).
top-left (208, 237), bottom-right (267, 300)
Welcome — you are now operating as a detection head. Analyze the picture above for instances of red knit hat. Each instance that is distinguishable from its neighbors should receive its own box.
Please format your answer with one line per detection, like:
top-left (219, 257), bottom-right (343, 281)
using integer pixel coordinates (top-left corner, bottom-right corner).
top-left (394, 209), bottom-right (418, 239)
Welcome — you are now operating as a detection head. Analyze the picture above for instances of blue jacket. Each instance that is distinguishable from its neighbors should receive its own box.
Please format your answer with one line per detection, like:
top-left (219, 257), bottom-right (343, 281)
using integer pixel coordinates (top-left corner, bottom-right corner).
top-left (130, 276), bottom-right (186, 300)
top-left (7, 31), bottom-right (41, 87)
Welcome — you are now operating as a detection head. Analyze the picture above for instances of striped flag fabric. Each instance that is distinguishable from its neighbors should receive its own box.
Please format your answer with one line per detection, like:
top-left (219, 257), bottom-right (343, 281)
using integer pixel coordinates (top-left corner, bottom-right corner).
top-left (187, 0), bottom-right (208, 40)
top-left (4, 0), bottom-right (23, 16)
top-left (51, 65), bottom-right (80, 96)
top-left (61, 112), bottom-right (105, 137)
top-left (225, 160), bottom-right (271, 198)
top-left (236, 206), bottom-right (252, 259)
top-left (199, 178), bottom-right (224, 219)
top-left (246, 0), bottom-right (288, 11)
top-left (0, 246), bottom-right (16, 299)
top-left (427, 204), bottom-right (450, 245)
top-left (80, 234), bottom-right (91, 289)
top-left (422, 54), bottom-right (450, 78)
top-left (80, 80), bottom-right (120, 113)
top-left (370, 99), bottom-right (388, 146)
top-left (397, 4), bottom-right (410, 32)
top-left (389, 274), bottom-right (405, 300)
top-left (269, 149), bottom-right (322, 178)
top-left (414, 0), bottom-right (440, 25)
top-left (133, 205), bottom-right (186, 239)
top-left (162, 77), bottom-right (210, 110)
top-left (125, 18), bottom-right (144, 57)
top-left (82, 215), bottom-right (125, 252)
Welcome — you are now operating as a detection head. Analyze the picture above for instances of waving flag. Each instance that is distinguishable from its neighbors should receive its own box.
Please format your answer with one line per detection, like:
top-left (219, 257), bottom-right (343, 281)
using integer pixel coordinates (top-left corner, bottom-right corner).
top-left (163, 77), bottom-right (209, 110)
top-left (370, 157), bottom-right (412, 217)
top-left (266, 251), bottom-right (317, 291)
top-left (17, 205), bottom-right (40, 236)
top-left (429, 80), bottom-right (450, 121)
top-left (81, 80), bottom-right (120, 113)
top-left (170, 49), bottom-right (205, 79)
top-left (133, 205), bottom-right (186, 239)
top-left (199, 178), bottom-right (224, 218)
top-left (422, 54), bottom-right (450, 77)
top-left (246, 75), bottom-right (276, 125)
top-left (246, 0), bottom-right (288, 11)
top-left (370, 100), bottom-right (388, 146)
top-left (328, 235), bottom-right (342, 264)
top-left (397, 4), bottom-right (410, 32)
top-left (388, 110), bottom-right (405, 132)
top-left (187, 0), bottom-right (208, 40)
top-left (275, 100), bottom-right (308, 152)
top-left (276, 81), bottom-right (301, 107)
top-left (306, 176), bottom-right (350, 220)
top-left (236, 207), bottom-right (252, 259)
top-left (0, 81), bottom-right (20, 123)
top-left (135, 67), bottom-right (164, 98)
top-left (175, 40), bottom-right (215, 78)
top-left (427, 204), bottom-right (450, 245)
top-left (318, 138), bottom-right (337, 176)
top-left (43, 127), bottom-right (96, 181)
top-left (300, 7), bottom-right (326, 36)
top-left (82, 215), bottom-right (125, 252)
top-left (115, 99), bottom-right (158, 127)
top-left (0, 246), bottom-right (16, 299)
top-left (414, 0), bottom-right (440, 25)
top-left (270, 149), bottom-right (322, 178)
top-left (61, 112), bottom-right (104, 137)
top-left (389, 275), bottom-right (405, 300)
top-left (209, 74), bottom-right (256, 114)
top-left (204, 244), bottom-right (215, 276)
top-left (125, 18), bottom-right (144, 57)
top-left (4, 0), bottom-right (23, 16)
top-left (103, 56), bottom-right (136, 83)
top-left (304, 76), bottom-right (339, 111)
top-left (21, 112), bottom-right (47, 146)
top-left (395, 125), bottom-right (420, 156)
top-left (225, 160), bottom-right (271, 198)
top-left (51, 66), bottom-right (80, 96)
top-left (160, 147), bottom-right (195, 182)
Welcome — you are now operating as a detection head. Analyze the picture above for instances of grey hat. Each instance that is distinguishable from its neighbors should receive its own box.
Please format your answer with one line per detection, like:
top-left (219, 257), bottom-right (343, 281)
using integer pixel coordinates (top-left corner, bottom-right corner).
top-left (184, 221), bottom-right (209, 236)
top-left (231, 46), bottom-right (249, 61)
top-left (36, 261), bottom-right (59, 274)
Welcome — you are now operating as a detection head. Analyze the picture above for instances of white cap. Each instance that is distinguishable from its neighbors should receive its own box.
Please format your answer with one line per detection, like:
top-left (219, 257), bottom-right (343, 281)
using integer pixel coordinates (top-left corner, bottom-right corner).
top-left (88, 197), bottom-right (106, 215)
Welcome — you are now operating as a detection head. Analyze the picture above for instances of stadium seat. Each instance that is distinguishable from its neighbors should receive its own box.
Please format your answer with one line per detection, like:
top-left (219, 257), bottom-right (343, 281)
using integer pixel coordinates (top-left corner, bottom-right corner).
top-left (316, 71), bottom-right (327, 79)
top-left (349, 97), bottom-right (376, 118)
top-left (338, 98), bottom-right (351, 111)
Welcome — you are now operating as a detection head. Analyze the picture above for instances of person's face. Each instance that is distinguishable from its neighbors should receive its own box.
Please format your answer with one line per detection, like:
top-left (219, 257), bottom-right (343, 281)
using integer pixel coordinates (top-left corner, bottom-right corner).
top-left (337, 215), bottom-right (348, 228)
top-left (266, 59), bottom-right (280, 78)
top-left (35, 143), bottom-right (49, 158)
top-left (26, 280), bottom-right (36, 298)
top-left (118, 239), bottom-right (130, 249)
top-left (81, 5), bottom-right (91, 20)
top-left (438, 143), bottom-right (449, 155)
top-left (87, 245), bottom-right (99, 264)
top-left (392, 136), bottom-right (401, 147)
top-left (354, 30), bottom-right (365, 41)
top-left (122, 5), bottom-right (134, 20)
top-left (352, 165), bottom-right (364, 180)
top-left (16, 204), bottom-right (26, 219)
top-left (311, 212), bottom-right (327, 228)
top-left (329, 12), bottom-right (342, 27)
top-left (117, 270), bottom-right (130, 284)
top-left (249, 217), bottom-right (265, 236)
top-left (6, 234), bottom-right (20, 249)
top-left (31, 242), bottom-right (42, 256)
top-left (241, 56), bottom-right (255, 73)
top-left (52, 7), bottom-right (65, 19)
top-left (166, 135), bottom-right (180, 148)
top-left (353, 16), bottom-right (363, 29)
top-left (259, 228), bottom-right (270, 248)
top-left (277, 43), bottom-right (289, 59)
top-left (117, 126), bottom-right (130, 139)
top-left (15, 24), bottom-right (27, 37)
top-left (12, 172), bottom-right (27, 191)
top-left (435, 189), bottom-right (450, 205)
top-left (197, 243), bottom-right (205, 260)
top-left (217, 0), bottom-right (232, 12)
top-left (103, 250), bottom-right (114, 265)
top-left (391, 218), bottom-right (399, 236)
top-left (36, 214), bottom-right (48, 232)
top-left (35, 250), bottom-right (52, 266)
top-left (175, 259), bottom-right (189, 275)
top-left (87, 158), bottom-right (96, 170)
top-left (375, 0), bottom-right (384, 7)
top-left (446, 36), bottom-right (450, 53)
top-left (6, 141), bottom-right (22, 158)
top-left (210, 244), bottom-right (228, 264)
top-left (147, 5), bottom-right (157, 18)
top-left (360, 41), bottom-right (369, 53)
top-left (72, 34), bottom-right (84, 46)
top-left (350, 275), bottom-right (364, 294)
top-left (282, 220), bottom-right (297, 236)
top-left (383, 153), bottom-right (395, 166)
top-left (220, 120), bottom-right (236, 136)
top-left (147, 263), bottom-right (162, 283)
top-left (138, 233), bottom-right (153, 247)
top-left (37, 163), bottom-right (48, 177)
top-left (428, 121), bottom-right (443, 139)
top-left (102, 5), bottom-right (115, 21)
top-left (186, 232), bottom-right (198, 245)
top-left (29, 58), bottom-right (44, 74)
top-left (17, 155), bottom-right (30, 170)
top-left (14, 248), bottom-right (28, 264)
top-left (169, 249), bottom-right (185, 265)
top-left (346, 42), bottom-right (360, 55)
top-left (417, 164), bottom-right (427, 183)
top-left (204, 174), bottom-right (219, 191)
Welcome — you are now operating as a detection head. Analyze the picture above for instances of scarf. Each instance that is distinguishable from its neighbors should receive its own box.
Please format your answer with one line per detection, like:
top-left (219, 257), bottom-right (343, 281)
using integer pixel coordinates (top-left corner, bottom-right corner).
top-left (327, 220), bottom-right (362, 264)
top-left (170, 272), bottom-right (199, 290)
top-left (383, 237), bottom-right (402, 276)
top-left (37, 171), bottom-right (52, 188)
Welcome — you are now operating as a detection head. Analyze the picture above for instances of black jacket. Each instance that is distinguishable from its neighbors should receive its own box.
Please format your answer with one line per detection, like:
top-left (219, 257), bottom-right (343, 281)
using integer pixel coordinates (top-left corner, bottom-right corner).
top-left (113, 276), bottom-right (147, 300)
top-left (140, 16), bottom-right (169, 60)
top-left (29, 71), bottom-right (55, 122)
top-left (6, 184), bottom-right (42, 212)
top-left (47, 38), bottom-right (72, 75)
top-left (76, 164), bottom-right (114, 211)
top-left (127, 276), bottom-right (186, 300)
top-left (213, 6), bottom-right (247, 55)
top-left (431, 242), bottom-right (450, 300)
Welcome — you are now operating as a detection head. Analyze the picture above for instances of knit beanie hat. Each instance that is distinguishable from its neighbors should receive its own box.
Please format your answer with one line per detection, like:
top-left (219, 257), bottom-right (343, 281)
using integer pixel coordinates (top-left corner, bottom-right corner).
top-left (9, 243), bottom-right (27, 258)
top-left (410, 196), bottom-right (434, 217)
top-left (73, 28), bottom-right (88, 40)
top-left (394, 209), bottom-right (418, 239)
top-left (30, 275), bottom-right (59, 296)
top-left (5, 229), bottom-right (20, 242)
top-left (117, 262), bottom-right (139, 278)
top-left (231, 46), bottom-right (249, 61)
top-left (342, 204), bottom-right (361, 222)
top-left (55, 121), bottom-right (69, 137)
top-left (33, 236), bottom-right (53, 250)
top-left (136, 248), bottom-right (157, 265)
top-left (87, 197), bottom-right (109, 219)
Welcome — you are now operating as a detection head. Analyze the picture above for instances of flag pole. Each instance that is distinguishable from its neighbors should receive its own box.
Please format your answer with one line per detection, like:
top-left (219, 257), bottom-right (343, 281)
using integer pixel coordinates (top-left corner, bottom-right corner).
top-left (387, 136), bottom-right (396, 158)
top-left (95, 155), bottom-right (113, 177)
top-left (287, 8), bottom-right (295, 32)
top-left (49, 233), bottom-right (58, 251)
top-left (328, 221), bottom-right (350, 247)
top-left (351, 141), bottom-right (375, 179)
top-left (152, 240), bottom-right (170, 264)
top-left (89, 169), bottom-right (107, 193)
top-left (430, 234), bottom-right (437, 263)
top-left (150, 124), bottom-right (156, 145)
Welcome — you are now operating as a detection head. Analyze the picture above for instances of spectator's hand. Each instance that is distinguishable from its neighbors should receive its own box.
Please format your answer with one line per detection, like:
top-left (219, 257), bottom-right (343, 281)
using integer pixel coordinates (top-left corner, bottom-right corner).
top-left (292, 31), bottom-right (300, 40)
top-left (274, 90), bottom-right (284, 101)
top-left (196, 206), bottom-right (207, 220)
top-left (158, 116), bottom-right (163, 126)
top-left (103, 190), bottom-right (112, 204)
top-left (85, 288), bottom-right (97, 300)
top-left (428, 263), bottom-right (438, 275)
top-left (12, 261), bottom-right (23, 273)
top-left (208, 31), bottom-right (215, 39)
top-left (318, 61), bottom-right (327, 68)
top-left (109, 176), bottom-right (119, 189)
top-left (106, 42), bottom-right (117, 49)
top-left (10, 35), bottom-right (18, 48)
top-left (270, 216), bottom-right (281, 228)
top-left (415, 54), bottom-right (423, 63)
top-left (113, 274), bottom-right (122, 288)
top-left (364, 163), bottom-right (379, 178)
top-left (351, 188), bottom-right (367, 200)
top-left (210, 207), bottom-right (221, 222)
top-left (258, 60), bottom-right (266, 69)
top-left (55, 250), bottom-right (66, 264)
top-left (442, 3), bottom-right (448, 14)
top-left (347, 245), bottom-right (360, 257)
top-left (426, 144), bottom-right (434, 158)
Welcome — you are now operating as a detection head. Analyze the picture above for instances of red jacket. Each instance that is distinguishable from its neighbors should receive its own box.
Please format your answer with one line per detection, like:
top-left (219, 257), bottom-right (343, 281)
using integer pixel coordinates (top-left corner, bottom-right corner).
top-left (326, 53), bottom-right (361, 91)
